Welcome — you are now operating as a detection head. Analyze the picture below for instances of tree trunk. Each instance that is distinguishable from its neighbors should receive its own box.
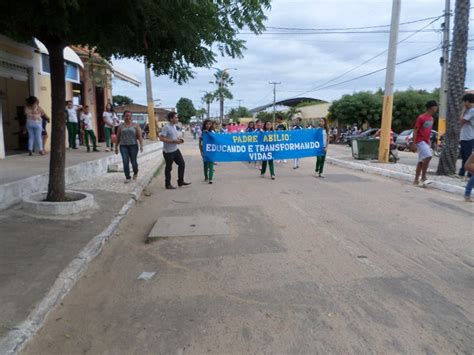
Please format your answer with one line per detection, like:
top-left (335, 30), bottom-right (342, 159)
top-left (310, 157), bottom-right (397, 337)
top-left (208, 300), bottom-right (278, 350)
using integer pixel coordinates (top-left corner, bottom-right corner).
top-left (43, 38), bottom-right (67, 201)
top-left (220, 95), bottom-right (224, 124)
top-left (437, 0), bottom-right (470, 175)
top-left (207, 101), bottom-right (210, 119)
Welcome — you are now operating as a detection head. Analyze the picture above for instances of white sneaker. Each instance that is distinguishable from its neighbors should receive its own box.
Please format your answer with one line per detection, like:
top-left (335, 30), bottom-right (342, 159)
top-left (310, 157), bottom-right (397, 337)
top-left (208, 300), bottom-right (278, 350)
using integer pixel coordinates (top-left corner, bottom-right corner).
top-left (422, 180), bottom-right (433, 187)
top-left (124, 179), bottom-right (131, 184)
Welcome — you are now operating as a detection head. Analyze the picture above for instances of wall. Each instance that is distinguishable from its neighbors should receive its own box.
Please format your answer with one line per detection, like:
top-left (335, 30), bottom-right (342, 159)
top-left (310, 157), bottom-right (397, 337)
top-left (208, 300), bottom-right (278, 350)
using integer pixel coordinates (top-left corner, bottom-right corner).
top-left (296, 103), bottom-right (331, 120)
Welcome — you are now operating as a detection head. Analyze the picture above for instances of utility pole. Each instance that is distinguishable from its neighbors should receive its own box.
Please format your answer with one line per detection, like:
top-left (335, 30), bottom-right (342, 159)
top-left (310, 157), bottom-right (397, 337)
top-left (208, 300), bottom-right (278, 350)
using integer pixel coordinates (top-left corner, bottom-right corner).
top-left (237, 99), bottom-right (243, 108)
top-left (269, 82), bottom-right (281, 125)
top-left (144, 61), bottom-right (157, 140)
top-left (378, 0), bottom-right (401, 163)
top-left (438, 0), bottom-right (451, 140)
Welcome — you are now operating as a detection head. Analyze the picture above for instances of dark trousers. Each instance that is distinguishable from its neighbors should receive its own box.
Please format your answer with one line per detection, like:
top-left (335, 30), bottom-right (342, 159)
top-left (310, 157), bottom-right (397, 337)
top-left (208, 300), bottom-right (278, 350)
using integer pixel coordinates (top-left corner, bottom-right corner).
top-left (84, 130), bottom-right (97, 150)
top-left (459, 139), bottom-right (474, 177)
top-left (163, 149), bottom-right (185, 186)
top-left (261, 160), bottom-right (275, 176)
top-left (316, 154), bottom-right (326, 174)
top-left (120, 144), bottom-right (139, 179)
top-left (67, 122), bottom-right (78, 148)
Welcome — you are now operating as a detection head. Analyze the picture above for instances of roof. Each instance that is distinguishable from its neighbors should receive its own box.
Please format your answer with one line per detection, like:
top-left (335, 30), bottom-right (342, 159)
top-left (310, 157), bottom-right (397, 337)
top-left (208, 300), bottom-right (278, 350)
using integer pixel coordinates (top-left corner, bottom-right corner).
top-left (249, 97), bottom-right (328, 114)
top-left (33, 39), bottom-right (84, 68)
top-left (114, 103), bottom-right (172, 115)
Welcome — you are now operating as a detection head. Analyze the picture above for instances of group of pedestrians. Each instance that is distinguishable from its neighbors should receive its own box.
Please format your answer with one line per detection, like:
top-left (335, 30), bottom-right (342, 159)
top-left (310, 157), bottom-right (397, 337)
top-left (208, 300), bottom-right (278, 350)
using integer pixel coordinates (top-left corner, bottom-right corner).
top-left (194, 114), bottom-right (329, 184)
top-left (411, 96), bottom-right (474, 202)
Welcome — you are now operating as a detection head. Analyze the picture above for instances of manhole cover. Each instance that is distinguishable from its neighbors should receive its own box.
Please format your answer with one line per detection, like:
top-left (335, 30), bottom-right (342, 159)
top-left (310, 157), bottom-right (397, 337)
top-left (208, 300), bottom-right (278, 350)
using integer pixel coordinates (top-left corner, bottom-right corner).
top-left (147, 216), bottom-right (229, 241)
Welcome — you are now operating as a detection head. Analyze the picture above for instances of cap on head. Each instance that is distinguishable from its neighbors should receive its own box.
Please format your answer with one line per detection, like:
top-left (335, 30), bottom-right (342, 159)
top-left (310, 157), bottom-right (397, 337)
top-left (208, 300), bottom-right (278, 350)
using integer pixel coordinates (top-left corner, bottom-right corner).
top-left (425, 100), bottom-right (438, 109)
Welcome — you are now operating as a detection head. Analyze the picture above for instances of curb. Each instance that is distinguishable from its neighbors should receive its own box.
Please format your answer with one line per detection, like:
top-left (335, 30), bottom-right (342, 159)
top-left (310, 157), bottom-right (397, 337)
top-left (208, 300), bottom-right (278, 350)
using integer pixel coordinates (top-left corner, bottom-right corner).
top-left (327, 157), bottom-right (465, 196)
top-left (0, 155), bottom-right (163, 355)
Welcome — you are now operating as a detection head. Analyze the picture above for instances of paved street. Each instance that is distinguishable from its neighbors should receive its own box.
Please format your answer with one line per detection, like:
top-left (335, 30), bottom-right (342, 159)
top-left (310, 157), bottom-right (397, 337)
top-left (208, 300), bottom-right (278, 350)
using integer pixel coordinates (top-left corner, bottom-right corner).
top-left (23, 139), bottom-right (473, 354)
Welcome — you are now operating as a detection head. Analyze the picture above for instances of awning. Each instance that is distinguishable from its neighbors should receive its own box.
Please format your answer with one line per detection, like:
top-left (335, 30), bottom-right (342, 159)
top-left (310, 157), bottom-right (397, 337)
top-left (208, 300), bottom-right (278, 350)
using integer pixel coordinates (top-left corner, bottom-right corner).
top-left (33, 38), bottom-right (84, 68)
top-left (112, 66), bottom-right (141, 87)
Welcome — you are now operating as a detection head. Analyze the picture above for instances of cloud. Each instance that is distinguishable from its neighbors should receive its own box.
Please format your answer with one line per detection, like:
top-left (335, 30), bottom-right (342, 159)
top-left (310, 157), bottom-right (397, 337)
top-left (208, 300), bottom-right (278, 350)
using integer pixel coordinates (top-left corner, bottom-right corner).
top-left (112, 0), bottom-right (473, 113)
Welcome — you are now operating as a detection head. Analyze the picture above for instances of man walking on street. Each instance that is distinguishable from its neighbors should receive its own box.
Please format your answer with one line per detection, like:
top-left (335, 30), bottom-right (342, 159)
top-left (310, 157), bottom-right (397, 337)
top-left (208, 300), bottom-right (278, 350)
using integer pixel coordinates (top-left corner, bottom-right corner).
top-left (411, 100), bottom-right (438, 187)
top-left (159, 112), bottom-right (191, 189)
top-left (459, 93), bottom-right (474, 179)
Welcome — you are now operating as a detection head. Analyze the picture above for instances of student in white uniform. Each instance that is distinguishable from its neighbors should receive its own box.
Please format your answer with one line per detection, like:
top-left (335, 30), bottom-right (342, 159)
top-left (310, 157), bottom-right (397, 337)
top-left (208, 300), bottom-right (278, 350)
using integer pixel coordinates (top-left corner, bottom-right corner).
top-left (103, 103), bottom-right (119, 152)
top-left (80, 106), bottom-right (99, 152)
top-left (65, 100), bottom-right (81, 149)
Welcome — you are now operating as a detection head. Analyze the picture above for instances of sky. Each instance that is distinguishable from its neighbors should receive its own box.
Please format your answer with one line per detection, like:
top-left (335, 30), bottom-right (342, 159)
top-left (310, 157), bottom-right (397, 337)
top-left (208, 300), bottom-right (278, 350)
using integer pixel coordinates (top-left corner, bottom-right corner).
top-left (111, 0), bottom-right (473, 115)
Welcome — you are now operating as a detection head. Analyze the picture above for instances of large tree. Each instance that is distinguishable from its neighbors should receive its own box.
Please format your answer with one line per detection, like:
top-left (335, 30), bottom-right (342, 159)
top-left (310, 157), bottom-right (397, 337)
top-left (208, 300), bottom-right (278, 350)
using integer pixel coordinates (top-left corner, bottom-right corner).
top-left (437, 0), bottom-right (470, 175)
top-left (113, 95), bottom-right (133, 106)
top-left (201, 91), bottom-right (215, 119)
top-left (228, 106), bottom-right (251, 120)
top-left (176, 97), bottom-right (196, 124)
top-left (213, 70), bottom-right (234, 124)
top-left (0, 0), bottom-right (270, 201)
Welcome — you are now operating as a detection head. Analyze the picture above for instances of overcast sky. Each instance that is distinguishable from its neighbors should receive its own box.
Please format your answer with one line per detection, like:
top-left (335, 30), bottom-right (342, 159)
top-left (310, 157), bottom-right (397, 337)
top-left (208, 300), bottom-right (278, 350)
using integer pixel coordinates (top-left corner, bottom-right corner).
top-left (112, 0), bottom-right (473, 114)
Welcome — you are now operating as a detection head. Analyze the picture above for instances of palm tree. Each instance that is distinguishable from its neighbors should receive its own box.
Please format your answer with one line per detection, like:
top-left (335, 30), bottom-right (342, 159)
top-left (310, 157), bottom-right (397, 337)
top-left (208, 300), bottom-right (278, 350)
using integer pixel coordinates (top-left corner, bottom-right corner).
top-left (212, 70), bottom-right (234, 123)
top-left (437, 0), bottom-right (471, 175)
top-left (202, 91), bottom-right (214, 119)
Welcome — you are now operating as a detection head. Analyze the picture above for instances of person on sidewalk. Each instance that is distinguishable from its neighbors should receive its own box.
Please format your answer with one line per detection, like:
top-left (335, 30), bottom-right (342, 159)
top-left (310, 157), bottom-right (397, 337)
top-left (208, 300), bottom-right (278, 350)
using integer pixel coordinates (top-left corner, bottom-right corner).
top-left (459, 93), bottom-right (474, 179)
top-left (80, 106), bottom-right (99, 152)
top-left (411, 100), bottom-right (438, 187)
top-left (199, 119), bottom-right (215, 184)
top-left (115, 111), bottom-right (143, 183)
top-left (65, 100), bottom-right (81, 149)
top-left (463, 153), bottom-right (474, 202)
top-left (103, 103), bottom-right (118, 152)
top-left (41, 110), bottom-right (50, 153)
top-left (315, 117), bottom-right (329, 178)
top-left (159, 112), bottom-right (191, 189)
top-left (292, 117), bottom-right (303, 169)
top-left (260, 121), bottom-right (275, 180)
top-left (24, 96), bottom-right (47, 156)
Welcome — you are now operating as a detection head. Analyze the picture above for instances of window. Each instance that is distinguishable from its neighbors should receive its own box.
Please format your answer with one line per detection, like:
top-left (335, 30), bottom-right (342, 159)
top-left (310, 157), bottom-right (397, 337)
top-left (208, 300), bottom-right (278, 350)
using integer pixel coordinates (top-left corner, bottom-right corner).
top-left (41, 54), bottom-right (80, 83)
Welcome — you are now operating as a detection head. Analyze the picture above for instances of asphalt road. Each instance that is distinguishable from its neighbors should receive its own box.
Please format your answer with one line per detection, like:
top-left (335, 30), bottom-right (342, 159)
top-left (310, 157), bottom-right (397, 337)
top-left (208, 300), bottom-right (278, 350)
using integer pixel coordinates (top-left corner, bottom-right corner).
top-left (23, 138), bottom-right (473, 354)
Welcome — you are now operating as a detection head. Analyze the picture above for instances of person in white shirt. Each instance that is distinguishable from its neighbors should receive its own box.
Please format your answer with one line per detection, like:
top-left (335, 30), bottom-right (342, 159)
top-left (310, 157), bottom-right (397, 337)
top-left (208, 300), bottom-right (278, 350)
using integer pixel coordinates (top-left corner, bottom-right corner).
top-left (80, 106), bottom-right (99, 152)
top-left (103, 103), bottom-right (119, 152)
top-left (65, 100), bottom-right (81, 149)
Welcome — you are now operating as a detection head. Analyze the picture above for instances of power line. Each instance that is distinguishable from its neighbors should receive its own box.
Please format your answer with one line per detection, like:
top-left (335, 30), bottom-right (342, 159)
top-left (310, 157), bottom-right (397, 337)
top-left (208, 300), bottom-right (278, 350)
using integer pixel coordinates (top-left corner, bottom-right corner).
top-left (294, 46), bottom-right (441, 95)
top-left (265, 15), bottom-right (444, 32)
top-left (290, 16), bottom-right (443, 96)
top-left (241, 29), bottom-right (439, 35)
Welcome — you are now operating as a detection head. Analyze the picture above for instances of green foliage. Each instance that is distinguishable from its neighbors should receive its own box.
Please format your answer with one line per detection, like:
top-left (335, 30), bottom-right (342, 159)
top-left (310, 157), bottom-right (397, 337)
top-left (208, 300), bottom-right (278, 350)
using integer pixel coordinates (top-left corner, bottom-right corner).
top-left (212, 70), bottom-right (234, 101)
top-left (113, 95), bottom-right (134, 106)
top-left (0, 0), bottom-right (271, 83)
top-left (229, 106), bottom-right (251, 120)
top-left (176, 97), bottom-right (196, 124)
top-left (202, 92), bottom-right (214, 105)
top-left (196, 108), bottom-right (207, 119)
top-left (329, 89), bottom-right (439, 132)
top-left (256, 110), bottom-right (286, 122)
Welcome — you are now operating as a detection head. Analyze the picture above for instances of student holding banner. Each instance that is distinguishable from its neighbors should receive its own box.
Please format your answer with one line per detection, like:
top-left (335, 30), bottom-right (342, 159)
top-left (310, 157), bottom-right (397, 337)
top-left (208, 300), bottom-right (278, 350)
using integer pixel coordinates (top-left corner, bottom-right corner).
top-left (315, 117), bottom-right (329, 178)
top-left (260, 121), bottom-right (276, 180)
top-left (292, 117), bottom-right (303, 169)
top-left (199, 119), bottom-right (215, 184)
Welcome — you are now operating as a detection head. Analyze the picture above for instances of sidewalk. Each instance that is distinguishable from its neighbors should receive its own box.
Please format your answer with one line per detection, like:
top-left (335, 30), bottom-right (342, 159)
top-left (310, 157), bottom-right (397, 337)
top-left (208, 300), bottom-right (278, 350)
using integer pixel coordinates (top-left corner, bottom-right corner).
top-left (0, 141), bottom-right (161, 210)
top-left (0, 145), bottom-right (163, 354)
top-left (327, 144), bottom-right (467, 196)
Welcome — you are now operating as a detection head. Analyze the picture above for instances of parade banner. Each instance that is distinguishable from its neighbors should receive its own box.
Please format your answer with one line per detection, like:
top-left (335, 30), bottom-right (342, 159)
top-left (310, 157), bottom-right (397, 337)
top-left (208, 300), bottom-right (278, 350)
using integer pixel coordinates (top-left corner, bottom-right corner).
top-left (203, 129), bottom-right (325, 162)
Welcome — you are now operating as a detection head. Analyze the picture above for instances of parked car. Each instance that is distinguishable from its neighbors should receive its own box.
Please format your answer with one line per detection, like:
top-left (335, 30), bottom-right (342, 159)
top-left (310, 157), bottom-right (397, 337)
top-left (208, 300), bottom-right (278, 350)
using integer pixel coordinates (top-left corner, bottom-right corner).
top-left (396, 129), bottom-right (438, 151)
top-left (346, 128), bottom-right (379, 147)
top-left (395, 129), bottom-right (413, 150)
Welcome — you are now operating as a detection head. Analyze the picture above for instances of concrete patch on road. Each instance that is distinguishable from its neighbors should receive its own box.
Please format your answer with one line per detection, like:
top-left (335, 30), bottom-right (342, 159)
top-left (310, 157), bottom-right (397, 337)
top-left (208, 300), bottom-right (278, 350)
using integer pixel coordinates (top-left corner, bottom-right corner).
top-left (148, 216), bottom-right (230, 241)
top-left (151, 206), bottom-right (286, 260)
